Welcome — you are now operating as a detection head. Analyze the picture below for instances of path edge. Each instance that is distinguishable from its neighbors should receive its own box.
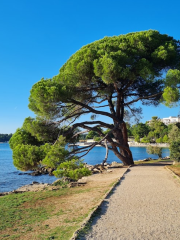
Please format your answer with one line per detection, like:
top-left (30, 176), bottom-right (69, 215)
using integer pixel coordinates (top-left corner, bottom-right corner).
top-left (165, 166), bottom-right (180, 181)
top-left (70, 166), bottom-right (131, 240)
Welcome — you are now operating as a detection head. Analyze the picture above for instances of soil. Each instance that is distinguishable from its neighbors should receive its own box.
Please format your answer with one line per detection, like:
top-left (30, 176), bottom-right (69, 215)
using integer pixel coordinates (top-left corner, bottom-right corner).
top-left (1, 167), bottom-right (128, 240)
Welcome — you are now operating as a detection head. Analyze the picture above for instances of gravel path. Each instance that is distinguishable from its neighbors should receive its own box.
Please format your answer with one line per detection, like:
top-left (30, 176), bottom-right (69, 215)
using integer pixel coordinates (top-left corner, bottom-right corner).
top-left (80, 165), bottom-right (180, 240)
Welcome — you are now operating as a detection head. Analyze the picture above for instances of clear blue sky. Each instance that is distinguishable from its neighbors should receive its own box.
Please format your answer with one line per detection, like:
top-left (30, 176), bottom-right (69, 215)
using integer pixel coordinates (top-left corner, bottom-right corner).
top-left (1, 0), bottom-right (180, 133)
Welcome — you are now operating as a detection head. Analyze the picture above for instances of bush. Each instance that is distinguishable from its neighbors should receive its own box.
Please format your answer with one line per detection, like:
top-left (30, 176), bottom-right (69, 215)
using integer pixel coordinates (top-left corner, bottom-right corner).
top-left (13, 144), bottom-right (44, 171)
top-left (53, 159), bottom-right (91, 181)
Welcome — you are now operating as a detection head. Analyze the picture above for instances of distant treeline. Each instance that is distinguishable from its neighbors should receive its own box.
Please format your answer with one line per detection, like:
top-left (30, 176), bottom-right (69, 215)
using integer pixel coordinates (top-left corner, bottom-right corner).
top-left (0, 134), bottom-right (12, 142)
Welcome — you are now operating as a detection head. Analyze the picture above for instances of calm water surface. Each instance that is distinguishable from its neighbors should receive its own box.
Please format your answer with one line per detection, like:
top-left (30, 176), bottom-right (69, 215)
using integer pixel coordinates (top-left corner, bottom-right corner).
top-left (0, 143), bottom-right (170, 192)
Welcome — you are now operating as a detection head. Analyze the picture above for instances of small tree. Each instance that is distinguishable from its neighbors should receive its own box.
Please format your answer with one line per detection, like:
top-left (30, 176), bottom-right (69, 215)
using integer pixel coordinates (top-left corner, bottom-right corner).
top-left (146, 146), bottom-right (162, 158)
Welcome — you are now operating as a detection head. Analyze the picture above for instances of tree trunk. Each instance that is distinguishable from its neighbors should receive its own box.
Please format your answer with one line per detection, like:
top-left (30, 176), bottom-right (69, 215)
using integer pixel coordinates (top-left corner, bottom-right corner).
top-left (112, 122), bottom-right (134, 166)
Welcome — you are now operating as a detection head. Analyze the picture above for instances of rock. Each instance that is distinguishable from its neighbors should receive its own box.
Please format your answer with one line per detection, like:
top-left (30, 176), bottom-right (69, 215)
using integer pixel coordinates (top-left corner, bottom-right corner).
top-left (69, 182), bottom-right (78, 188)
top-left (32, 181), bottom-right (39, 184)
top-left (48, 172), bottom-right (54, 176)
top-left (0, 192), bottom-right (8, 196)
top-left (30, 171), bottom-right (41, 176)
top-left (87, 166), bottom-right (94, 171)
top-left (92, 168), bottom-right (101, 174)
top-left (109, 162), bottom-right (122, 168)
top-left (107, 169), bottom-right (113, 173)
top-left (77, 177), bottom-right (87, 184)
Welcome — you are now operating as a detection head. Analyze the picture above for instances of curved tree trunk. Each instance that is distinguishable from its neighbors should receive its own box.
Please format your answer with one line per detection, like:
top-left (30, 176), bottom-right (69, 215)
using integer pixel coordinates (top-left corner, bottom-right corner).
top-left (112, 121), bottom-right (134, 166)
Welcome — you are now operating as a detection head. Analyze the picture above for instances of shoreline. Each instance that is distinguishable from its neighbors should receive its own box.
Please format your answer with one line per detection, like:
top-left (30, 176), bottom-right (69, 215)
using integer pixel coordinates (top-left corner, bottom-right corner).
top-left (0, 157), bottom-right (171, 196)
top-left (71, 142), bottom-right (169, 148)
top-left (128, 142), bottom-right (169, 147)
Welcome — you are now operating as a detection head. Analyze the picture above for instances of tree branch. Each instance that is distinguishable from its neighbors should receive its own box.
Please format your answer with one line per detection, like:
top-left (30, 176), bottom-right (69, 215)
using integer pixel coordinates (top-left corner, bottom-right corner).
top-left (70, 99), bottom-right (120, 122)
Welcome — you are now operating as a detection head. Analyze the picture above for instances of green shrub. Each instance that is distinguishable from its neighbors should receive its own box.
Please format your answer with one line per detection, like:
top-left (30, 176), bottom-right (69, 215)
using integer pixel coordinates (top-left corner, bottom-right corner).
top-left (54, 159), bottom-right (91, 181)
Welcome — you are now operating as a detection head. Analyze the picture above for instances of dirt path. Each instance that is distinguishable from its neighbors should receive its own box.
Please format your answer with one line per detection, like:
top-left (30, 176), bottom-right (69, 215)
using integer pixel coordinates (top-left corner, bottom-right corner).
top-left (80, 165), bottom-right (180, 240)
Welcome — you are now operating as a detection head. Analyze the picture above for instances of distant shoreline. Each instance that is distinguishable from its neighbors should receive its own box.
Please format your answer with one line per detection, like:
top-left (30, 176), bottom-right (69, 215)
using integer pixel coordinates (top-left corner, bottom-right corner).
top-left (128, 142), bottom-right (169, 148)
top-left (71, 142), bottom-right (169, 148)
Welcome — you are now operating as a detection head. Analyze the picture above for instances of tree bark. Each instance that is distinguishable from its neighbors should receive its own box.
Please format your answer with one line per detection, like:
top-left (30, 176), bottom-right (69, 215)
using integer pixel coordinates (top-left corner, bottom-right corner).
top-left (112, 121), bottom-right (134, 166)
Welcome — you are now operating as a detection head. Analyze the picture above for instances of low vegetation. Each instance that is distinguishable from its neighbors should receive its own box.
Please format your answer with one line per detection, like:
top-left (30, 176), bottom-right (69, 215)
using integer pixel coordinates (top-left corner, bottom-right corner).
top-left (134, 158), bottom-right (172, 165)
top-left (166, 164), bottom-right (180, 178)
top-left (0, 169), bottom-right (123, 240)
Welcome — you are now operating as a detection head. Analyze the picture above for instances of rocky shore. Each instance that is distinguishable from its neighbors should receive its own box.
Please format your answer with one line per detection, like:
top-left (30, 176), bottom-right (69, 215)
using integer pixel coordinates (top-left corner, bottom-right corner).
top-left (0, 162), bottom-right (124, 196)
top-left (0, 157), bottom-right (170, 197)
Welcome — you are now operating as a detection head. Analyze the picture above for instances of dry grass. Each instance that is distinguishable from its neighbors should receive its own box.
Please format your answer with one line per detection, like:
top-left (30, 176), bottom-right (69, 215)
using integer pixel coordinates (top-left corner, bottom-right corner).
top-left (0, 168), bottom-right (127, 240)
top-left (166, 164), bottom-right (180, 177)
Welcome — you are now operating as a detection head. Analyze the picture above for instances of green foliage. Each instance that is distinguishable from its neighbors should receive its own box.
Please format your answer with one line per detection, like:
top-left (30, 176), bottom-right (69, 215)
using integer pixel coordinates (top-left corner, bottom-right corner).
top-left (86, 130), bottom-right (101, 139)
top-left (170, 139), bottom-right (180, 162)
top-left (52, 179), bottom-right (69, 187)
top-left (146, 146), bottom-right (162, 158)
top-left (162, 86), bottom-right (179, 107)
top-left (10, 30), bottom-right (180, 167)
top-left (135, 135), bottom-right (140, 143)
top-left (147, 131), bottom-right (155, 142)
top-left (42, 136), bottom-right (69, 169)
top-left (54, 159), bottom-right (91, 181)
top-left (168, 124), bottom-right (180, 143)
top-left (23, 117), bottom-right (60, 143)
top-left (132, 123), bottom-right (150, 138)
top-left (165, 69), bottom-right (180, 87)
top-left (28, 78), bottom-right (72, 119)
top-left (140, 136), bottom-right (150, 143)
top-left (162, 69), bottom-right (180, 107)
top-left (162, 134), bottom-right (168, 143)
top-left (9, 128), bottom-right (41, 150)
top-left (93, 136), bottom-right (102, 141)
top-left (156, 137), bottom-right (163, 143)
top-left (147, 116), bottom-right (168, 141)
top-left (12, 144), bottom-right (44, 170)
top-left (0, 133), bottom-right (12, 142)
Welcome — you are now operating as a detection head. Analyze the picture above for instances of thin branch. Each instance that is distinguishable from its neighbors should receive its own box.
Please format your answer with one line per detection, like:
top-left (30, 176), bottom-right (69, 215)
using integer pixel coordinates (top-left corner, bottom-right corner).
top-left (72, 130), bottom-right (89, 138)
top-left (70, 99), bottom-right (120, 122)
top-left (124, 92), bottom-right (163, 106)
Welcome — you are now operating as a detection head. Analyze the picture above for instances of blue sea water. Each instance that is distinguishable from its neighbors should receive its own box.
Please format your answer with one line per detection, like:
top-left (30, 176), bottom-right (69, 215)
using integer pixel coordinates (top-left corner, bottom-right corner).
top-left (0, 143), bottom-right (170, 193)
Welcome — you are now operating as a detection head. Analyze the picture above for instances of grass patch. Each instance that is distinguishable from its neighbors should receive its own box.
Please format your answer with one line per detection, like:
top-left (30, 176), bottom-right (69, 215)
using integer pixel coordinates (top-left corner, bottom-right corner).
top-left (0, 188), bottom-right (87, 240)
top-left (134, 158), bottom-right (172, 165)
top-left (0, 169), bottom-right (125, 240)
top-left (0, 189), bottom-right (71, 232)
top-left (166, 163), bottom-right (180, 177)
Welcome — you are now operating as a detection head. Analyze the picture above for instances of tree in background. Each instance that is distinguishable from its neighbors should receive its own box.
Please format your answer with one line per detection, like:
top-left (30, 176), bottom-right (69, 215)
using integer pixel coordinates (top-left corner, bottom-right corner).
top-left (147, 116), bottom-right (168, 143)
top-left (0, 134), bottom-right (12, 142)
top-left (10, 30), bottom-right (180, 171)
top-left (168, 124), bottom-right (180, 143)
top-left (170, 139), bottom-right (180, 162)
top-left (146, 145), bottom-right (162, 158)
top-left (168, 124), bottom-right (180, 162)
top-left (132, 123), bottom-right (150, 138)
